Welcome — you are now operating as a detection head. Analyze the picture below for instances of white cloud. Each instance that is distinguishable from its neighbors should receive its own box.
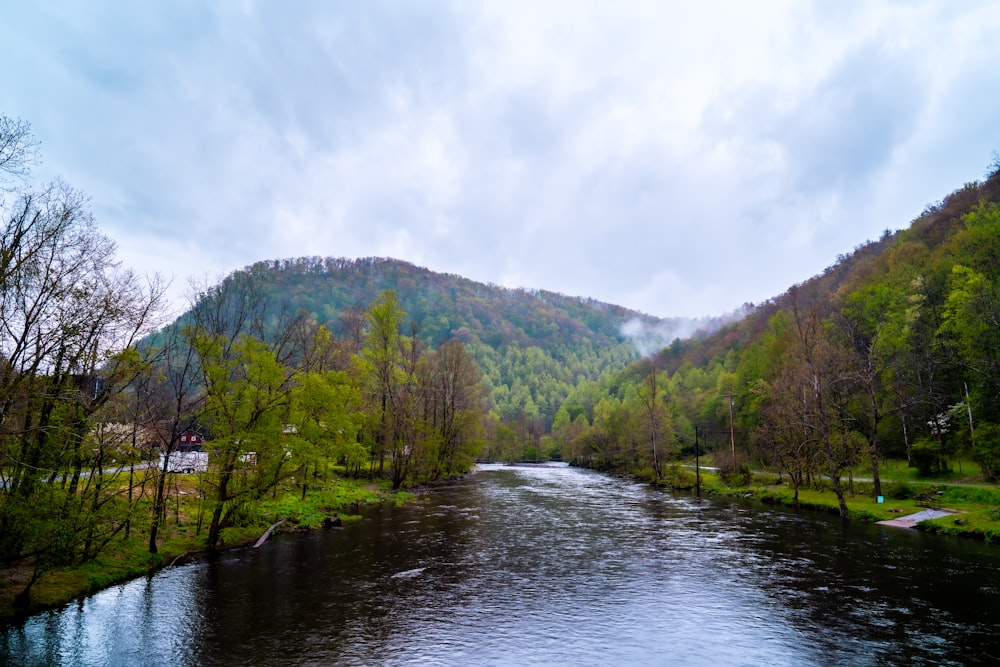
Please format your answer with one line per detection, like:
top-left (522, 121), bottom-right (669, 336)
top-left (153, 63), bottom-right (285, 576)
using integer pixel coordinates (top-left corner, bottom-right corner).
top-left (4, 1), bottom-right (1000, 318)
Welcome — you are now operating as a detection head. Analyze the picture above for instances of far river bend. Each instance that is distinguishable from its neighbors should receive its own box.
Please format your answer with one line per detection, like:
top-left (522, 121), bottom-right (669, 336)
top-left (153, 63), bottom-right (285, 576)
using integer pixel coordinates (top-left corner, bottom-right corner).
top-left (3, 463), bottom-right (999, 666)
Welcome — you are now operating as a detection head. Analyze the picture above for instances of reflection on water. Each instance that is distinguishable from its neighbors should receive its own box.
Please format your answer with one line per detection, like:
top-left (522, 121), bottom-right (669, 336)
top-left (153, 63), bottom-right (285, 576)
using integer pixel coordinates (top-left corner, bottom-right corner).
top-left (3, 463), bottom-right (999, 666)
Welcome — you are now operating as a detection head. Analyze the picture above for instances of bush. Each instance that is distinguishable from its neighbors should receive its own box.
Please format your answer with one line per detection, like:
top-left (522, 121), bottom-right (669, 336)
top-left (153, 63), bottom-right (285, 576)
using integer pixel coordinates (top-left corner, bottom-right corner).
top-left (973, 423), bottom-right (1000, 481)
top-left (885, 481), bottom-right (915, 500)
top-left (754, 473), bottom-right (782, 486)
top-left (852, 481), bottom-right (875, 497)
top-left (662, 464), bottom-right (697, 489)
top-left (720, 463), bottom-right (752, 488)
top-left (847, 508), bottom-right (882, 522)
top-left (912, 439), bottom-right (947, 477)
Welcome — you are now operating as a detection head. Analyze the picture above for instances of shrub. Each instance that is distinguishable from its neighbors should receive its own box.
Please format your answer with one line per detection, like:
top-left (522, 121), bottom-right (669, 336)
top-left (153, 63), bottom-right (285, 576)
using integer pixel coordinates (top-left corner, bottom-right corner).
top-left (754, 473), bottom-right (782, 486)
top-left (973, 423), bottom-right (1000, 481)
top-left (720, 463), bottom-right (752, 488)
top-left (852, 481), bottom-right (875, 497)
top-left (662, 464), bottom-right (697, 489)
top-left (847, 508), bottom-right (881, 522)
top-left (885, 481), bottom-right (915, 500)
top-left (912, 439), bottom-right (947, 477)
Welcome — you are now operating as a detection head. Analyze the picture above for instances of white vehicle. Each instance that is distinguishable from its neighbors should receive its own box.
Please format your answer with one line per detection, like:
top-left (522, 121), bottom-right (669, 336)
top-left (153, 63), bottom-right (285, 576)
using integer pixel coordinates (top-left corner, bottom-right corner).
top-left (160, 451), bottom-right (208, 473)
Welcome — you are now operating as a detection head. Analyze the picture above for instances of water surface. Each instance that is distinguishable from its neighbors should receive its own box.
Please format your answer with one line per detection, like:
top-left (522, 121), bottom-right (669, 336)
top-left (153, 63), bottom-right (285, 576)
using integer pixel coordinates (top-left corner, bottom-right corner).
top-left (3, 463), bottom-right (998, 665)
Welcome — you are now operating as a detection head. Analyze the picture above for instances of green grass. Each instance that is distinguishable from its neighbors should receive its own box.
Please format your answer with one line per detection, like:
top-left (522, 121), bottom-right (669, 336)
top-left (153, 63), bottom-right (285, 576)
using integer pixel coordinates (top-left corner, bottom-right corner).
top-left (851, 457), bottom-right (986, 484)
top-left (711, 471), bottom-right (1000, 541)
top-left (752, 486), bottom-right (912, 521)
top-left (937, 485), bottom-right (1000, 506)
top-left (919, 508), bottom-right (1000, 541)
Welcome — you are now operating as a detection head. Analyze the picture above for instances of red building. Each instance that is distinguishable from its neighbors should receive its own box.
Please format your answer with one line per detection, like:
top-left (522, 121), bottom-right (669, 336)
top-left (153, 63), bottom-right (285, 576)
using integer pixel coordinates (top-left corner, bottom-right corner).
top-left (176, 430), bottom-right (204, 452)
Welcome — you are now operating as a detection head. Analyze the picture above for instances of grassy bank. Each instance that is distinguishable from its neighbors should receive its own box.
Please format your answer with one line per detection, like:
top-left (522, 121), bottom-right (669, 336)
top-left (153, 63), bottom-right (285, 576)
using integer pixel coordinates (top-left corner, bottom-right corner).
top-left (0, 472), bottom-right (418, 624)
top-left (645, 459), bottom-right (1000, 542)
top-left (752, 483), bottom-right (1000, 541)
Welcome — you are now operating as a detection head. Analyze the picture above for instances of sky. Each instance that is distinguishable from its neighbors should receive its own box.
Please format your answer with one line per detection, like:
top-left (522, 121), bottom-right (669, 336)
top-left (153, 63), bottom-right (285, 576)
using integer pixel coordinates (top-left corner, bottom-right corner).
top-left (3, 1), bottom-right (1000, 320)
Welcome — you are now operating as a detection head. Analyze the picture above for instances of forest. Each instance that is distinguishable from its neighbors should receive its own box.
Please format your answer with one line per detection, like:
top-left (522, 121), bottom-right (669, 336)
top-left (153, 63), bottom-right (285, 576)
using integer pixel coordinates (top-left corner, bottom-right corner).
top-left (215, 163), bottom-right (1000, 509)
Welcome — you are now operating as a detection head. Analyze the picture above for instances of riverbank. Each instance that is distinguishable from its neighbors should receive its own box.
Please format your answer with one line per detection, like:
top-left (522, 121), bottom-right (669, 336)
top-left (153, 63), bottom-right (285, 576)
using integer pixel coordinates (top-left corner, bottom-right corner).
top-left (0, 474), bottom-right (421, 624)
top-left (648, 463), bottom-right (1000, 542)
top-left (8, 463), bottom-right (997, 624)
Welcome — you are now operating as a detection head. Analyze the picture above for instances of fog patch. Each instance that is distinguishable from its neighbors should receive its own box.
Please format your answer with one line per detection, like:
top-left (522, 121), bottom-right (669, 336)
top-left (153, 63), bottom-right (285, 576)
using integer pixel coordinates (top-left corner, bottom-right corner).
top-left (620, 306), bottom-right (753, 357)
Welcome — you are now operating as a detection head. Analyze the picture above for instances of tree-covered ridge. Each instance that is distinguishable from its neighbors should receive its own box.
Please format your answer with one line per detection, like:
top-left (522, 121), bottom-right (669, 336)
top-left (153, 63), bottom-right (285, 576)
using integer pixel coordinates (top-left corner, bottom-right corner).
top-left (660, 168), bottom-right (1000, 377)
top-left (242, 255), bottom-right (668, 347)
top-left (209, 256), bottom-right (694, 433)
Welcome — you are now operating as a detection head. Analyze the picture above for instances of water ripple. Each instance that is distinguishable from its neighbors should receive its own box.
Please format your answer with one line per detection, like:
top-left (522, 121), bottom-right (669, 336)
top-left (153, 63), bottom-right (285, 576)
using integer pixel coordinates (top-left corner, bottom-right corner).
top-left (4, 464), bottom-right (1000, 666)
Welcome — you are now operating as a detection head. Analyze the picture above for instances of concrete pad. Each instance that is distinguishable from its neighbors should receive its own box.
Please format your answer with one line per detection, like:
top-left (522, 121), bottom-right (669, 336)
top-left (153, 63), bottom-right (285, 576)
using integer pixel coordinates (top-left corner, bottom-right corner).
top-left (878, 508), bottom-right (956, 529)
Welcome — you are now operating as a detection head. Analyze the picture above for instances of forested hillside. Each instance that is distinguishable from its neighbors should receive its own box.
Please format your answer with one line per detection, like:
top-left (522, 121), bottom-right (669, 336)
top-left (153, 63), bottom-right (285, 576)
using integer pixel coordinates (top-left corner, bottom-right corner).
top-left (560, 162), bottom-right (1000, 516)
top-left (195, 257), bottom-right (699, 444)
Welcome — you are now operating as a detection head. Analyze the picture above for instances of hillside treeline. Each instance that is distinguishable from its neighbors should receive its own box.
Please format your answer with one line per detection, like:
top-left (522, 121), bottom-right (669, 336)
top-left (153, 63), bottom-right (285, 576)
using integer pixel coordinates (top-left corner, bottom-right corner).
top-left (0, 118), bottom-right (486, 606)
top-left (558, 162), bottom-right (1000, 517)
top-left (211, 255), bottom-right (676, 443)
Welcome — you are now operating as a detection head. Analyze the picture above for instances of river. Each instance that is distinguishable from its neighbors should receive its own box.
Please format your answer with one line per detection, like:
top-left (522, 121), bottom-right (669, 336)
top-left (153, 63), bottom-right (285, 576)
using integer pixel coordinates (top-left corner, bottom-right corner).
top-left (2, 463), bottom-right (999, 666)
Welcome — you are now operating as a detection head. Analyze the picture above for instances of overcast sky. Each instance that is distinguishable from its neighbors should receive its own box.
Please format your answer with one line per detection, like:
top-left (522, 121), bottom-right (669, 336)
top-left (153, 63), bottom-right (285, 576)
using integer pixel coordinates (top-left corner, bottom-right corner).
top-left (3, 1), bottom-right (999, 319)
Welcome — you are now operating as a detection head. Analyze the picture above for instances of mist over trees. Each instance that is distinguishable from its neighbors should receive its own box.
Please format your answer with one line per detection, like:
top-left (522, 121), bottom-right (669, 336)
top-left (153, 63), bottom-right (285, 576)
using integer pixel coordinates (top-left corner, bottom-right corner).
top-left (191, 256), bottom-right (678, 460)
top-left (136, 160), bottom-right (1000, 489)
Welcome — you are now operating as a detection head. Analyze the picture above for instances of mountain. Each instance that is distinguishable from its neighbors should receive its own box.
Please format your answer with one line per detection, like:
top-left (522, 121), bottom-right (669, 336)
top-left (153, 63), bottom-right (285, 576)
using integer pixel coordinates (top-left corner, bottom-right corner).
top-left (196, 256), bottom-right (708, 430)
top-left (247, 256), bottom-right (663, 346)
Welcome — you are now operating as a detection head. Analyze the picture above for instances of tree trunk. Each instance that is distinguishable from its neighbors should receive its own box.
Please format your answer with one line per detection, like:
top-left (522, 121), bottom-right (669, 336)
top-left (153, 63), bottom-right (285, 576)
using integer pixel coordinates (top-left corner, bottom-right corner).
top-left (870, 446), bottom-right (882, 499)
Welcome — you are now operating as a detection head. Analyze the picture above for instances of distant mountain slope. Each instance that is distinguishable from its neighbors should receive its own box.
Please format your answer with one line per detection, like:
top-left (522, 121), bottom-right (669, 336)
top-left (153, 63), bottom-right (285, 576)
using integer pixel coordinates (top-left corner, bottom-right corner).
top-left (659, 166), bottom-right (1000, 376)
top-left (197, 256), bottom-right (698, 429)
top-left (247, 256), bottom-right (669, 348)
top-left (558, 163), bottom-right (1000, 474)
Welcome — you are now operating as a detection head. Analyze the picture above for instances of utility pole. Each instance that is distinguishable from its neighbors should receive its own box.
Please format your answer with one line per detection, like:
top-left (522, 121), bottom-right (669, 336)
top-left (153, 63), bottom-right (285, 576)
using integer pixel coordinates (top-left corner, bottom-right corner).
top-left (963, 382), bottom-right (974, 475)
top-left (725, 391), bottom-right (737, 469)
top-left (694, 425), bottom-right (701, 497)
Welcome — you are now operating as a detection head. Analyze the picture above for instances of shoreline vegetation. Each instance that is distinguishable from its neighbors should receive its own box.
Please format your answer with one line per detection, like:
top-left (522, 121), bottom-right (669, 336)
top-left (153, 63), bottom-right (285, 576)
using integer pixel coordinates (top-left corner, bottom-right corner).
top-left (637, 456), bottom-right (1000, 542)
top-left (0, 472), bottom-right (422, 625)
top-left (4, 459), bottom-right (998, 625)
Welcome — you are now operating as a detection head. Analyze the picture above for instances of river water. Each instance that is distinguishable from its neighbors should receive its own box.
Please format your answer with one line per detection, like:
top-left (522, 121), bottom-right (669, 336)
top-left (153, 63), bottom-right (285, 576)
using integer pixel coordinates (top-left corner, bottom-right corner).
top-left (3, 463), bottom-right (999, 666)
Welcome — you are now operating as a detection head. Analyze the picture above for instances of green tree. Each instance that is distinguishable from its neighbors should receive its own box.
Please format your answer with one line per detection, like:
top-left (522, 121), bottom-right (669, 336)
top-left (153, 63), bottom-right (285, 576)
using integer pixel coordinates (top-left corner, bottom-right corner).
top-left (193, 331), bottom-right (293, 547)
top-left (288, 366), bottom-right (363, 495)
top-left (838, 280), bottom-right (911, 498)
top-left (359, 290), bottom-right (417, 488)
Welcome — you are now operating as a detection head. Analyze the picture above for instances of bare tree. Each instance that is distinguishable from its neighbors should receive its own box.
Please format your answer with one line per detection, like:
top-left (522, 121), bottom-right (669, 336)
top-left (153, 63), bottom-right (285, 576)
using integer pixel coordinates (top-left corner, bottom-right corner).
top-left (422, 338), bottom-right (486, 480)
top-left (0, 115), bottom-right (39, 189)
top-left (140, 324), bottom-right (205, 554)
top-left (0, 114), bottom-right (166, 604)
top-left (788, 293), bottom-right (854, 518)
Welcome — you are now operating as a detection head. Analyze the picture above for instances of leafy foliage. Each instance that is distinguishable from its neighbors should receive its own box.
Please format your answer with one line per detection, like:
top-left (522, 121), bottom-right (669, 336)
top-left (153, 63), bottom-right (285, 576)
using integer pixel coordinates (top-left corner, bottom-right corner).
top-left (188, 256), bottom-right (686, 454)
